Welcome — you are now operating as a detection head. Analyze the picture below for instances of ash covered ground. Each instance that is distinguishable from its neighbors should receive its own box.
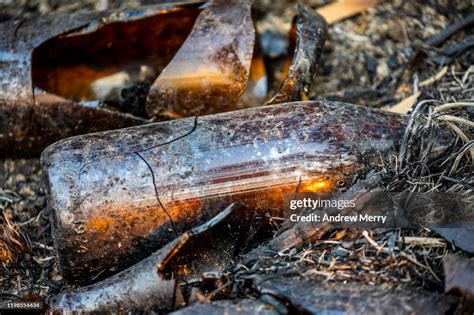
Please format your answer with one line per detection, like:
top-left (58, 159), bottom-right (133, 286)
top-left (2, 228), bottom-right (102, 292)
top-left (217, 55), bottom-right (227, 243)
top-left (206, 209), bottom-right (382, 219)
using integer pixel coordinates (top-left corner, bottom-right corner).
top-left (1, 0), bottom-right (473, 313)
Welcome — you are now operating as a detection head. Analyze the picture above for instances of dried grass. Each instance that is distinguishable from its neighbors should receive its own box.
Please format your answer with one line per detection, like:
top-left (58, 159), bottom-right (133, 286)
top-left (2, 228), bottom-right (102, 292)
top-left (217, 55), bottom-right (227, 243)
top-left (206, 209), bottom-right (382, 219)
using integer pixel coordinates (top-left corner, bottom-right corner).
top-left (0, 199), bottom-right (30, 268)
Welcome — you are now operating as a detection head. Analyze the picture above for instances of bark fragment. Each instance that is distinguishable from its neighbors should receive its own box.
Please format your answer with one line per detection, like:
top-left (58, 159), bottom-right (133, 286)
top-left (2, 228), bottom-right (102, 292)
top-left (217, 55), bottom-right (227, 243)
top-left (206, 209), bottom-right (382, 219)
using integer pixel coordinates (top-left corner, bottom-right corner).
top-left (443, 255), bottom-right (474, 313)
top-left (434, 228), bottom-right (474, 254)
top-left (171, 299), bottom-right (280, 315)
top-left (252, 275), bottom-right (459, 314)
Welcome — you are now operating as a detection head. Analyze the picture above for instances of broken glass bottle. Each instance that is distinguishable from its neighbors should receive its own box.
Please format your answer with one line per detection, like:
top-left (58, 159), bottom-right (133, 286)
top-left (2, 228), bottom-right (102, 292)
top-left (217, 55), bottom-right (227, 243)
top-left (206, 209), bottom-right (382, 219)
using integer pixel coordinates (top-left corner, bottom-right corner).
top-left (1, 2), bottom-right (203, 156)
top-left (41, 100), bottom-right (442, 284)
top-left (145, 3), bottom-right (327, 117)
top-left (0, 2), bottom-right (326, 156)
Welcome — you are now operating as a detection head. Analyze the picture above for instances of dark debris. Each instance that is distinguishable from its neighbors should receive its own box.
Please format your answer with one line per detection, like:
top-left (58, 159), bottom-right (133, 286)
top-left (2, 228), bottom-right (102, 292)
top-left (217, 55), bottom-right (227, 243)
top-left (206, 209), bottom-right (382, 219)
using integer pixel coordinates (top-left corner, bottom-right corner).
top-left (1, 0), bottom-right (473, 312)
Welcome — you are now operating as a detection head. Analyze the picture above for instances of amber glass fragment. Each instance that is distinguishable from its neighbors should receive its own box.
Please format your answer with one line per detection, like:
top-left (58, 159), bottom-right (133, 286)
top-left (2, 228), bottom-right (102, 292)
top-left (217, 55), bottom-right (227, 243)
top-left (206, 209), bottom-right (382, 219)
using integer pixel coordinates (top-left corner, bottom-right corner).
top-left (266, 4), bottom-right (327, 104)
top-left (145, 1), bottom-right (256, 118)
top-left (49, 203), bottom-right (248, 313)
top-left (0, 2), bottom-right (325, 156)
top-left (0, 2), bottom-right (203, 156)
top-left (146, 2), bottom-right (327, 118)
top-left (32, 8), bottom-right (201, 102)
top-left (43, 100), bottom-right (412, 284)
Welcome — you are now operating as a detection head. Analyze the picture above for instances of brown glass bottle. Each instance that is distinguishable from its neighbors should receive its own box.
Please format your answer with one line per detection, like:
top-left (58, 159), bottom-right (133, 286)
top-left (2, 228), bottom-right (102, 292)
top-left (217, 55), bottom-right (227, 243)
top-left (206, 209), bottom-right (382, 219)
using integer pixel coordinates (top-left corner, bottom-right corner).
top-left (1, 2), bottom-right (203, 156)
top-left (40, 100), bottom-right (439, 284)
top-left (1, 2), bottom-right (326, 156)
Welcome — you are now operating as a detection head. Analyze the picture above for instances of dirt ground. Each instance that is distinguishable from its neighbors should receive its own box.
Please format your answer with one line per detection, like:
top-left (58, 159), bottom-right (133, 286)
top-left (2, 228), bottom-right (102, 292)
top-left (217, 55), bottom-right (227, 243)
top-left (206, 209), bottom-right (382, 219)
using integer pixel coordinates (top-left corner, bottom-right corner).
top-left (1, 0), bottom-right (473, 313)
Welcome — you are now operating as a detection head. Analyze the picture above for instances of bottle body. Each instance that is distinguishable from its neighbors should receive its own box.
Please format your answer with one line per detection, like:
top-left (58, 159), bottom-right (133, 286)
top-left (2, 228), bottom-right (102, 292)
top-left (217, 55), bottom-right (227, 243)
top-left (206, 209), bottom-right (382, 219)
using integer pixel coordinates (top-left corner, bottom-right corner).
top-left (42, 100), bottom-right (407, 283)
